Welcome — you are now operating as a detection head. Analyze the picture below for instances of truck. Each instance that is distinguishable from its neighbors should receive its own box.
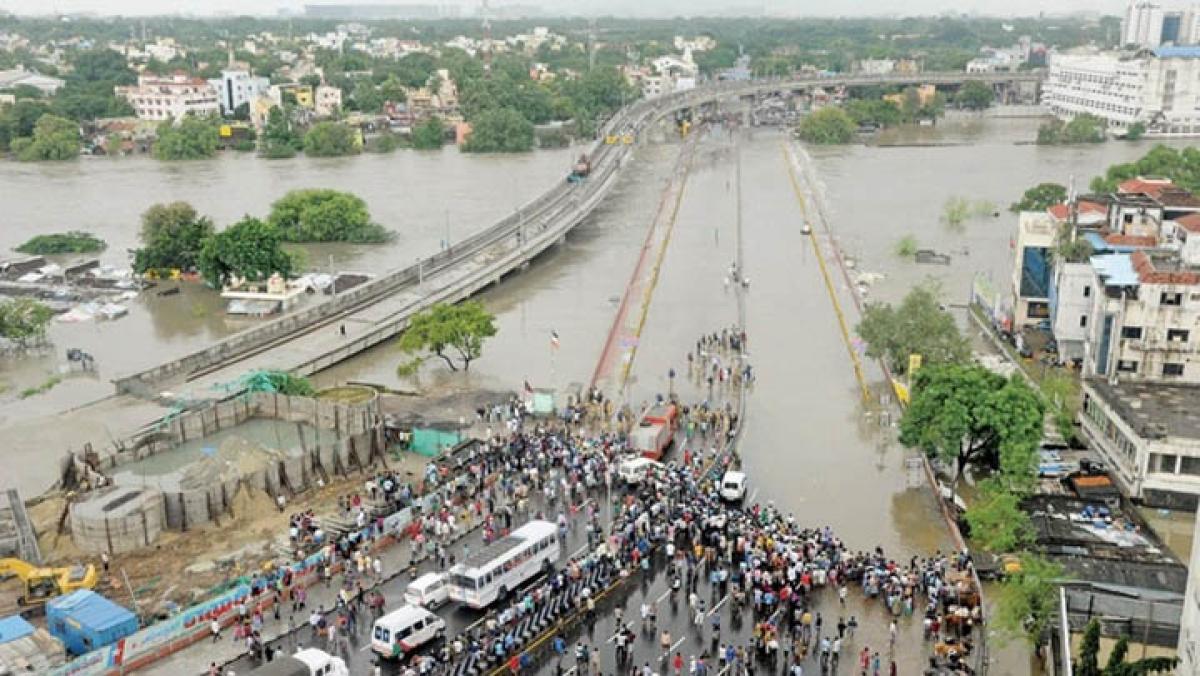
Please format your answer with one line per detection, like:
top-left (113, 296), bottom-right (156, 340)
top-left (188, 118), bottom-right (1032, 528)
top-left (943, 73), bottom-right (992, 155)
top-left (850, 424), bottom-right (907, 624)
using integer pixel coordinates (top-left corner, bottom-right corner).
top-left (567, 154), bottom-right (591, 183)
top-left (250, 648), bottom-right (350, 676)
top-left (641, 403), bottom-right (678, 430)
top-left (629, 422), bottom-right (672, 460)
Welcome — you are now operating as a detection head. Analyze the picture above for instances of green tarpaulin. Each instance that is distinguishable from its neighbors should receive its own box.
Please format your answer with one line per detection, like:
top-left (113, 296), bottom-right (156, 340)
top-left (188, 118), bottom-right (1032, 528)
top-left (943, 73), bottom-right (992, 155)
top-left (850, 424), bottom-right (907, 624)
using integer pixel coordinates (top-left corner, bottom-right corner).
top-left (411, 428), bottom-right (461, 457)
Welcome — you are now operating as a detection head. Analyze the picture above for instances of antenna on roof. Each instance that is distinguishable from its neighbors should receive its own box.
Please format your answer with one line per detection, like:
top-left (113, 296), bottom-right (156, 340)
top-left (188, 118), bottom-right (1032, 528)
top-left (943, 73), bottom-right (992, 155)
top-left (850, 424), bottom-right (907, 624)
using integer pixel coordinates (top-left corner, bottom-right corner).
top-left (481, 0), bottom-right (492, 78)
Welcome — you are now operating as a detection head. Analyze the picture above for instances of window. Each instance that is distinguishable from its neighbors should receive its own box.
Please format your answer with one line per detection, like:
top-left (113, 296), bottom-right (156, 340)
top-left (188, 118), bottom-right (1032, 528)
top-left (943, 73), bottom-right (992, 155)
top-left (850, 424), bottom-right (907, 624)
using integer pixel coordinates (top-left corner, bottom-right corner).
top-left (1163, 362), bottom-right (1185, 377)
top-left (1161, 292), bottom-right (1183, 306)
top-left (1083, 285), bottom-right (1091, 298)
top-left (1181, 456), bottom-right (1200, 476)
top-left (1121, 326), bottom-right (1143, 339)
top-left (1152, 453), bottom-right (1178, 473)
top-left (1167, 329), bottom-right (1190, 342)
top-left (1080, 315), bottom-right (1089, 328)
top-left (1116, 360), bottom-right (1139, 373)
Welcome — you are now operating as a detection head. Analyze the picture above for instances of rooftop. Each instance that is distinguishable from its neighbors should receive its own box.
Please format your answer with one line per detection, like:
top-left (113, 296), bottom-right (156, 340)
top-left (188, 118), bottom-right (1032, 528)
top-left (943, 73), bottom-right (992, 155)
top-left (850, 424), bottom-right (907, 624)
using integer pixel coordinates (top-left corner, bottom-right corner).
top-left (1131, 250), bottom-right (1200, 285)
top-left (1085, 377), bottom-right (1200, 440)
top-left (1175, 212), bottom-right (1200, 233)
top-left (1155, 188), bottom-right (1200, 209)
top-left (1153, 45), bottom-right (1200, 59)
top-left (1118, 177), bottom-right (1176, 199)
top-left (1090, 253), bottom-right (1140, 287)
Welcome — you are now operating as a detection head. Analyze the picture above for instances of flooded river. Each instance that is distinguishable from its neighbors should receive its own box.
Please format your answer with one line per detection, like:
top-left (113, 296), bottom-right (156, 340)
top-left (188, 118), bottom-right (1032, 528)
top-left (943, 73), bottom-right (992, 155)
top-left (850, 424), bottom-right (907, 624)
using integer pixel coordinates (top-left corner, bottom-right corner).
top-left (0, 147), bottom-right (574, 413)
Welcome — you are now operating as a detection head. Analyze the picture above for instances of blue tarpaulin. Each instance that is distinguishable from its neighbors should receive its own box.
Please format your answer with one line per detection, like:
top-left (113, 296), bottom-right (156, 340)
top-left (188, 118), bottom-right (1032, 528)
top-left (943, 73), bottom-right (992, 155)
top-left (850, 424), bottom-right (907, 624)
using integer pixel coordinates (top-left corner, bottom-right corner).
top-left (0, 615), bottom-right (34, 644)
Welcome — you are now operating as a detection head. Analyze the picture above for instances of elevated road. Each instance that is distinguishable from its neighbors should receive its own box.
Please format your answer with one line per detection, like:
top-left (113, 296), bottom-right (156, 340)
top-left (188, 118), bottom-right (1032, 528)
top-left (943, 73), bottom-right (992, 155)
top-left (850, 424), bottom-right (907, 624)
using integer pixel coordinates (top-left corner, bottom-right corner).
top-left (114, 70), bottom-right (1043, 402)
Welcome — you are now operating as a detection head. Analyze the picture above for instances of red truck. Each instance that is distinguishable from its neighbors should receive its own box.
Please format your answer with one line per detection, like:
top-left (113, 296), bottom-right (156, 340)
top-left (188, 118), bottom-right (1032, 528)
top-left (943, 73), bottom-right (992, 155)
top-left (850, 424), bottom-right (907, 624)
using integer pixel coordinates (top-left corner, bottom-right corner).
top-left (629, 403), bottom-right (678, 460)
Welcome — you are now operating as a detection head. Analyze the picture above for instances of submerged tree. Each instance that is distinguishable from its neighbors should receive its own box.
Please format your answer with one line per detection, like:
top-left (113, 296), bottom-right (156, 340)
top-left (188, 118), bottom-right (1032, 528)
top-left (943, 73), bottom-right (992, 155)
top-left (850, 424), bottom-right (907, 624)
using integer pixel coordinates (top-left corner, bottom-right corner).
top-left (857, 284), bottom-right (970, 374)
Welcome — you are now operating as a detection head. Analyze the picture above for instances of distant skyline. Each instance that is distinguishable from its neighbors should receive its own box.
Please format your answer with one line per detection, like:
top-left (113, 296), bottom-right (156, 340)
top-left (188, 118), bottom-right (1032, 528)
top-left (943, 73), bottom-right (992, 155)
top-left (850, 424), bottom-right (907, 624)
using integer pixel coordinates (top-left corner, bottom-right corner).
top-left (0, 0), bottom-right (1130, 19)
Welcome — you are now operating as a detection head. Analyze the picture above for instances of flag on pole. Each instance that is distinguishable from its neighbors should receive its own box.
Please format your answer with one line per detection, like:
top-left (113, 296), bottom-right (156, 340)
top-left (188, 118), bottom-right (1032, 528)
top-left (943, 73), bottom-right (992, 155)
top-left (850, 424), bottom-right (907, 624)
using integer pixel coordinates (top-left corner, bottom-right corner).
top-left (550, 330), bottom-right (560, 350)
top-left (524, 379), bottom-right (534, 394)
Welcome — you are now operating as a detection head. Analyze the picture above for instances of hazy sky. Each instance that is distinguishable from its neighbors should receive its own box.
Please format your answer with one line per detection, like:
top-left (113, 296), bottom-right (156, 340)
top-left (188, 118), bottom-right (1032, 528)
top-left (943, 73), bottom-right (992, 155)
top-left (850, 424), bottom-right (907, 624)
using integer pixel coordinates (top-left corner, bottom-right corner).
top-left (0, 0), bottom-right (1129, 18)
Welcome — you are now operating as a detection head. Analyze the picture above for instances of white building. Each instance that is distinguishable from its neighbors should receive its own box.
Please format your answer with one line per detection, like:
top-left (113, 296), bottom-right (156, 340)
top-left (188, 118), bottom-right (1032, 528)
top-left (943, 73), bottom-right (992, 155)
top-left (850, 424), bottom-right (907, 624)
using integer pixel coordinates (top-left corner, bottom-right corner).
top-left (209, 69), bottom-right (270, 116)
top-left (1043, 48), bottom-right (1200, 135)
top-left (1050, 262), bottom-right (1095, 362)
top-left (1181, 506), bottom-right (1200, 673)
top-left (673, 35), bottom-right (717, 52)
top-left (314, 85), bottom-right (342, 117)
top-left (857, 59), bottom-right (895, 75)
top-left (1011, 211), bottom-right (1057, 328)
top-left (0, 67), bottom-right (64, 95)
top-left (1124, 0), bottom-right (1166, 48)
top-left (115, 73), bottom-right (221, 121)
top-left (651, 55), bottom-right (698, 78)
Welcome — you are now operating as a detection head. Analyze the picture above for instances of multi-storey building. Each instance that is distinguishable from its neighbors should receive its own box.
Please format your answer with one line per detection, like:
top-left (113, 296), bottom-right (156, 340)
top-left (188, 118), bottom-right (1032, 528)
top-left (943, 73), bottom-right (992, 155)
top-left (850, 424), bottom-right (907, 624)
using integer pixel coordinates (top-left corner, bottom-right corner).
top-left (115, 73), bottom-right (220, 121)
top-left (209, 69), bottom-right (270, 116)
top-left (1124, 0), bottom-right (1166, 48)
top-left (1044, 48), bottom-right (1200, 135)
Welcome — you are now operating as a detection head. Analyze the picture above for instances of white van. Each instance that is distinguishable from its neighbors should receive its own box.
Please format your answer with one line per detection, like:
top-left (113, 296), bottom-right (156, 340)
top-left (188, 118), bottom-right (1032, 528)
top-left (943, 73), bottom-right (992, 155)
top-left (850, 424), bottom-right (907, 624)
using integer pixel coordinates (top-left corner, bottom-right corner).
top-left (371, 605), bottom-right (446, 659)
top-left (405, 572), bottom-right (450, 609)
top-left (720, 471), bottom-right (747, 502)
top-left (618, 456), bottom-right (663, 485)
top-left (251, 648), bottom-right (349, 676)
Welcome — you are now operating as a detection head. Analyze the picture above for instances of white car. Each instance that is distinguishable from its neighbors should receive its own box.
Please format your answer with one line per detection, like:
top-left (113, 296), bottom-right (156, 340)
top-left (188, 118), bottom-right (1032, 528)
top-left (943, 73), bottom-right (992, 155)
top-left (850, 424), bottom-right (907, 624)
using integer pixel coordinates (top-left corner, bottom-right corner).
top-left (405, 572), bottom-right (450, 609)
top-left (372, 605), bottom-right (446, 659)
top-left (256, 648), bottom-right (350, 676)
top-left (618, 456), bottom-right (664, 485)
top-left (720, 471), bottom-right (747, 502)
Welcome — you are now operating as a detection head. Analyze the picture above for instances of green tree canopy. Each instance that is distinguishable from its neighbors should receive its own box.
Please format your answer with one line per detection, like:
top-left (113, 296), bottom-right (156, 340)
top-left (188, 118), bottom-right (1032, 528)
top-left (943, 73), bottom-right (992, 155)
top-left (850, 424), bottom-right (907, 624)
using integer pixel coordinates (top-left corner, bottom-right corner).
top-left (197, 217), bottom-right (294, 287)
top-left (303, 121), bottom-right (361, 157)
top-left (132, 202), bottom-right (215, 274)
top-left (411, 116), bottom-right (446, 150)
top-left (267, 189), bottom-right (388, 243)
top-left (1038, 114), bottom-right (1106, 145)
top-left (154, 115), bottom-right (220, 160)
top-left (260, 106), bottom-right (302, 159)
top-left (1090, 144), bottom-right (1200, 194)
top-left (398, 301), bottom-right (498, 372)
top-left (15, 231), bottom-right (106, 255)
top-left (844, 99), bottom-right (902, 128)
top-left (462, 107), bottom-right (534, 153)
top-left (954, 80), bottom-right (995, 110)
top-left (899, 363), bottom-right (1045, 484)
top-left (796, 107), bottom-right (856, 144)
top-left (0, 298), bottom-right (53, 345)
top-left (1010, 182), bottom-right (1067, 212)
top-left (965, 478), bottom-right (1034, 554)
top-left (856, 284), bottom-right (970, 374)
top-left (993, 554), bottom-right (1065, 647)
top-left (11, 113), bottom-right (79, 161)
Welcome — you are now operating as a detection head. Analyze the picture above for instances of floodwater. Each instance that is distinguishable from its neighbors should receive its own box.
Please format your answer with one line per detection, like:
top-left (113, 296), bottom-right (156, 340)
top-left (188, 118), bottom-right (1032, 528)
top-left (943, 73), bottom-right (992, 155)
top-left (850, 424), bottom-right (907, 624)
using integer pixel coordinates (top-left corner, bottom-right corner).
top-left (0, 146), bottom-right (574, 413)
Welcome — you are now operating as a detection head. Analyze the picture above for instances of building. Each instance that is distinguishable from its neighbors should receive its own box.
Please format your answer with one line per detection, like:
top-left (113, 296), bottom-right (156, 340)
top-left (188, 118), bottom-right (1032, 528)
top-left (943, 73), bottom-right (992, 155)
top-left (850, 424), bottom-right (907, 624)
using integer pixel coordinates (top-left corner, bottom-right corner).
top-left (1180, 505), bottom-right (1200, 673)
top-left (0, 67), bottom-right (64, 95)
top-left (1043, 48), bottom-right (1200, 135)
top-left (857, 59), bottom-right (895, 75)
top-left (1011, 211), bottom-right (1057, 328)
top-left (208, 69), bottom-right (270, 116)
top-left (1124, 1), bottom-right (1166, 48)
top-left (304, 3), bottom-right (453, 19)
top-left (115, 73), bottom-right (220, 121)
top-left (314, 85), bottom-right (342, 117)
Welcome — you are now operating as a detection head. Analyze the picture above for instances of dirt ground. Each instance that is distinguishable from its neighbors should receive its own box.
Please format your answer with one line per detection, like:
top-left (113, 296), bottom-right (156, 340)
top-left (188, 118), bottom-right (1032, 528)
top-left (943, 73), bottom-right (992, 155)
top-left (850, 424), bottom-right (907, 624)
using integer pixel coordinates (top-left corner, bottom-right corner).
top-left (1, 450), bottom-right (428, 620)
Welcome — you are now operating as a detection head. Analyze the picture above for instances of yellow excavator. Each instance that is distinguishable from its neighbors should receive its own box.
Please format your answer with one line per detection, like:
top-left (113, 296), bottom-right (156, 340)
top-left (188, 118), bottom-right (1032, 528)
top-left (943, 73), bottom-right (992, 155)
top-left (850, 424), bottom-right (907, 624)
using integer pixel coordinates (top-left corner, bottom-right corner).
top-left (0, 558), bottom-right (98, 608)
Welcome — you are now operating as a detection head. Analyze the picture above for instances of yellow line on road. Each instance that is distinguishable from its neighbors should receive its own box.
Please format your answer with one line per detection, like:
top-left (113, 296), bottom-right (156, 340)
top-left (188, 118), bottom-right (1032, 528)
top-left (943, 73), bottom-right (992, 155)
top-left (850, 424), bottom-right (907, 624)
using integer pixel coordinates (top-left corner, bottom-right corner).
top-left (780, 143), bottom-right (871, 403)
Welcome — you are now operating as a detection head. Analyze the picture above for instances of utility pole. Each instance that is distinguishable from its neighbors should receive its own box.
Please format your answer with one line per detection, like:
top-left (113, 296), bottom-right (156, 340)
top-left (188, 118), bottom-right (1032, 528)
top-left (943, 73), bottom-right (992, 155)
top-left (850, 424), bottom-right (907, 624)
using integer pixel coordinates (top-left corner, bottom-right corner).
top-left (481, 0), bottom-right (493, 78)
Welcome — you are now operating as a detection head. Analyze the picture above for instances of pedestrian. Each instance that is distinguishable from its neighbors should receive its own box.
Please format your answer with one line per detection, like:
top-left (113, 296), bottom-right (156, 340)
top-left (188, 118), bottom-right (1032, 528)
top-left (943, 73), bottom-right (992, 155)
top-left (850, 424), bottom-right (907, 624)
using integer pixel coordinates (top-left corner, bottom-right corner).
top-left (673, 652), bottom-right (684, 676)
top-left (210, 619), bottom-right (221, 643)
top-left (209, 662), bottom-right (220, 676)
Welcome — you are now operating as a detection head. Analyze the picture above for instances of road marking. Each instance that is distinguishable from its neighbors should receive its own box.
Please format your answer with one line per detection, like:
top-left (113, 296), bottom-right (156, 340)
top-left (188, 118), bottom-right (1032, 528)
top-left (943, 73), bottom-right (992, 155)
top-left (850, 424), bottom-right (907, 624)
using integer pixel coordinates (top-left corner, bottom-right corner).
top-left (654, 589), bottom-right (671, 604)
top-left (708, 595), bottom-right (728, 616)
top-left (747, 488), bottom-right (758, 504)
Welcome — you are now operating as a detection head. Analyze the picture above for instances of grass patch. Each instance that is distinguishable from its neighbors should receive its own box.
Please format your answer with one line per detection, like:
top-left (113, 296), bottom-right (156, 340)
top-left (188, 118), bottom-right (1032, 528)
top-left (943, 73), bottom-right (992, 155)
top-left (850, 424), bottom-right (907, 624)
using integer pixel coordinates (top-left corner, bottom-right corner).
top-left (895, 234), bottom-right (919, 258)
top-left (19, 375), bottom-right (62, 399)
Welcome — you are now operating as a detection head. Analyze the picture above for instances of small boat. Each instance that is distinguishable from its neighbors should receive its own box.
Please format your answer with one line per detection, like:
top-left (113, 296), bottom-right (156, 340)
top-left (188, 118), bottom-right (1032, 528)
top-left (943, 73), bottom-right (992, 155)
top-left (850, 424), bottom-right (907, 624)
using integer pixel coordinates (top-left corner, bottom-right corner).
top-left (800, 224), bottom-right (813, 235)
top-left (157, 286), bottom-right (181, 297)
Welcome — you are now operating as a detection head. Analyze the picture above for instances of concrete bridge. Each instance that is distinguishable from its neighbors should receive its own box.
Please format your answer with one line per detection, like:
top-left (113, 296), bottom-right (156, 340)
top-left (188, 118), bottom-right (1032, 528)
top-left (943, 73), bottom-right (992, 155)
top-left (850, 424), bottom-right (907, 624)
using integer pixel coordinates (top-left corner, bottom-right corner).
top-left (113, 70), bottom-right (1045, 401)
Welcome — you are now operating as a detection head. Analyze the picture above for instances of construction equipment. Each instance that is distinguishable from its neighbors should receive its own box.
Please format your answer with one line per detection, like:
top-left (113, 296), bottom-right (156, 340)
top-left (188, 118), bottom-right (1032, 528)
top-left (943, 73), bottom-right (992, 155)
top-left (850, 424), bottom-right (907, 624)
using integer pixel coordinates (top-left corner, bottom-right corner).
top-left (0, 558), bottom-right (98, 608)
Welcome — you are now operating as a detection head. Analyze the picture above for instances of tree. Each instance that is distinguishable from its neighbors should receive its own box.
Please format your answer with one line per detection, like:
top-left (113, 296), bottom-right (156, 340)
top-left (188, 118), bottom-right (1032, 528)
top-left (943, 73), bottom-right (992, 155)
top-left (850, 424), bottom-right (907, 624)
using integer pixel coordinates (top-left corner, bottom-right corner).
top-left (899, 363), bottom-right (1045, 485)
top-left (299, 74), bottom-right (323, 89)
top-left (154, 115), bottom-right (220, 160)
top-left (1073, 619), bottom-right (1178, 676)
top-left (796, 107), bottom-right (856, 144)
top-left (132, 202), bottom-right (215, 274)
top-left (1053, 222), bottom-right (1094, 264)
top-left (197, 217), bottom-right (293, 288)
top-left (11, 113), bottom-right (79, 161)
top-left (954, 80), bottom-right (995, 110)
top-left (1090, 145), bottom-right (1200, 194)
top-left (1125, 121), bottom-right (1146, 141)
top-left (1077, 618), bottom-right (1103, 676)
top-left (267, 189), bottom-right (388, 243)
top-left (398, 301), bottom-right (498, 372)
top-left (1010, 183), bottom-right (1068, 212)
top-left (0, 298), bottom-right (53, 345)
top-left (1039, 114), bottom-right (1106, 145)
top-left (303, 121), bottom-right (360, 157)
top-left (462, 108), bottom-right (534, 153)
top-left (844, 99), bottom-right (902, 128)
top-left (411, 116), bottom-right (445, 150)
top-left (260, 106), bottom-right (302, 159)
top-left (941, 196), bottom-right (971, 229)
top-left (351, 79), bottom-right (384, 113)
top-left (965, 479), bottom-right (1034, 553)
top-left (856, 284), bottom-right (970, 375)
top-left (993, 554), bottom-right (1065, 647)
top-left (16, 231), bottom-right (106, 254)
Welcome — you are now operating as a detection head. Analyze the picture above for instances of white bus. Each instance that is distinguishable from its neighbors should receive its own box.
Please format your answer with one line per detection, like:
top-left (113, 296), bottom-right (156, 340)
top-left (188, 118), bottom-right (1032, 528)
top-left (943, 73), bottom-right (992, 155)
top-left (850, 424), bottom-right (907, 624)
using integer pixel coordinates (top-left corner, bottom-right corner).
top-left (447, 519), bottom-right (559, 608)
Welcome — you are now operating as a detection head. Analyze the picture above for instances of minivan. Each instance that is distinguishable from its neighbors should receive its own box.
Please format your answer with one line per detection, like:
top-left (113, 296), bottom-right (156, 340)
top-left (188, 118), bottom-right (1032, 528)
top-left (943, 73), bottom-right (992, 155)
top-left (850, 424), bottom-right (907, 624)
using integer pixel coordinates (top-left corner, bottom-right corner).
top-left (720, 471), bottom-right (747, 502)
top-left (371, 605), bottom-right (446, 659)
top-left (404, 572), bottom-right (450, 609)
